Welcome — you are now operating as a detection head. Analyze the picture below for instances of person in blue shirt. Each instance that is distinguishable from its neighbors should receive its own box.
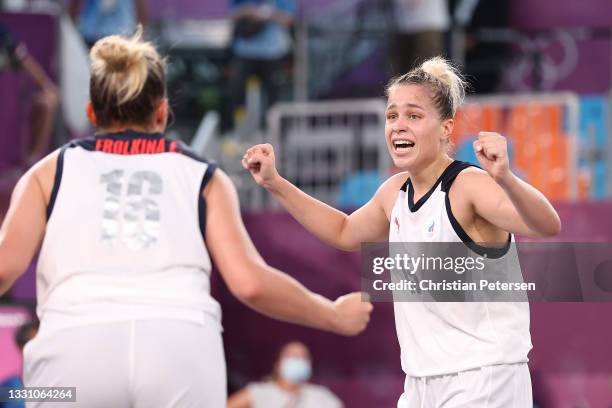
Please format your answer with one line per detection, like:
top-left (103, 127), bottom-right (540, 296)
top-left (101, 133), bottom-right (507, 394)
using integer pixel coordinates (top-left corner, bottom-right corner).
top-left (68, 0), bottom-right (147, 48)
top-left (227, 0), bottom-right (296, 130)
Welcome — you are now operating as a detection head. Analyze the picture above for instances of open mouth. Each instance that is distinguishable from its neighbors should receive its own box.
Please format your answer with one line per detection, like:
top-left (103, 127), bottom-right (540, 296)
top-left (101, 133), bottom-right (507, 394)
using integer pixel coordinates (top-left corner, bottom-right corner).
top-left (393, 139), bottom-right (415, 152)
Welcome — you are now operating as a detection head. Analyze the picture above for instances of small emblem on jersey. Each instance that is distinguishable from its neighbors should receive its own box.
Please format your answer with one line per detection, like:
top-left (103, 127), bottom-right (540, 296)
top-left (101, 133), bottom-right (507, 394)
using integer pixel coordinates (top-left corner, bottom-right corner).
top-left (394, 216), bottom-right (400, 234)
top-left (426, 218), bottom-right (435, 236)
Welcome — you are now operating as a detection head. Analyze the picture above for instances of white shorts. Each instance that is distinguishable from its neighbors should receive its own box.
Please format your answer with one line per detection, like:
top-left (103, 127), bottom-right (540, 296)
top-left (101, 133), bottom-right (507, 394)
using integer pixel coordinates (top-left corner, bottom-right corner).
top-left (398, 363), bottom-right (532, 408)
top-left (23, 319), bottom-right (227, 408)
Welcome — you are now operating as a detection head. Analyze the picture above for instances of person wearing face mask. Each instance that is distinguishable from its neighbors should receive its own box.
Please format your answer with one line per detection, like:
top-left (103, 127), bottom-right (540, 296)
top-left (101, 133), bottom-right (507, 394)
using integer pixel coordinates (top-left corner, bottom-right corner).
top-left (228, 341), bottom-right (343, 408)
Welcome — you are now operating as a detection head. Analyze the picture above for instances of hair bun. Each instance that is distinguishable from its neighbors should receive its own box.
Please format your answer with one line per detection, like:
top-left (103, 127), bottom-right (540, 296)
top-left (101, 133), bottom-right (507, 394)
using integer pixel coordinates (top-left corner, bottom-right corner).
top-left (90, 30), bottom-right (154, 105)
top-left (94, 39), bottom-right (144, 73)
top-left (420, 56), bottom-right (466, 116)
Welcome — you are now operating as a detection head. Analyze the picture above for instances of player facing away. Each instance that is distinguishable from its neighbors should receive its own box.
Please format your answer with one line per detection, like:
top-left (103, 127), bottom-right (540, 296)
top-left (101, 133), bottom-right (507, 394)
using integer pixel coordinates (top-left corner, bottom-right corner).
top-left (243, 57), bottom-right (561, 407)
top-left (0, 30), bottom-right (372, 407)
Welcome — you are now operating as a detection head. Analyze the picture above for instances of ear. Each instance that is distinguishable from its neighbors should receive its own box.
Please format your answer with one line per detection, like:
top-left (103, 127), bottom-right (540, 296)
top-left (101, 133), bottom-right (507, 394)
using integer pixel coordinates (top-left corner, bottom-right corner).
top-left (155, 98), bottom-right (168, 125)
top-left (441, 118), bottom-right (454, 142)
top-left (86, 102), bottom-right (97, 127)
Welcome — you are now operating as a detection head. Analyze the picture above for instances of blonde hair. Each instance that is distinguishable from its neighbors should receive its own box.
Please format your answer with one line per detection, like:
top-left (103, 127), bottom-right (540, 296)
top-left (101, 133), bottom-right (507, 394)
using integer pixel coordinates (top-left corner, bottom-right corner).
top-left (89, 28), bottom-right (166, 127)
top-left (386, 56), bottom-right (467, 119)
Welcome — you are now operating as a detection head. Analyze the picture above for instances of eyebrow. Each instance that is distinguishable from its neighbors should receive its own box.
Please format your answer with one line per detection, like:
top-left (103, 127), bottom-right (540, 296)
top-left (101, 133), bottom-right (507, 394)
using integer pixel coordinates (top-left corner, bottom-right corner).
top-left (386, 103), bottom-right (425, 111)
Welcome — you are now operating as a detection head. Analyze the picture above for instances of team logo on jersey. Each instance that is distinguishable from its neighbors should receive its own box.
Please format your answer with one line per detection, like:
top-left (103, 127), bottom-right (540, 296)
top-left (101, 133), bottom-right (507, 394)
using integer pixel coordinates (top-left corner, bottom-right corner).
top-left (394, 216), bottom-right (400, 234)
top-left (426, 217), bottom-right (435, 237)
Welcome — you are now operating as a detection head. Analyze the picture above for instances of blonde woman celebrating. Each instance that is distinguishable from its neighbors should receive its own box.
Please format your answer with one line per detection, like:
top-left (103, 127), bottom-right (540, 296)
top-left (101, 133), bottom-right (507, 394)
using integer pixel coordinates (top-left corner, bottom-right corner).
top-left (243, 57), bottom-right (561, 407)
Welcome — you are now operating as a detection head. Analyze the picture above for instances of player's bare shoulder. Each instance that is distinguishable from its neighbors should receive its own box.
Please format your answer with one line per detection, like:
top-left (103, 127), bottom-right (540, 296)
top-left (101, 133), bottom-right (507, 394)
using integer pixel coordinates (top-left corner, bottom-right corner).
top-left (452, 165), bottom-right (500, 198)
top-left (26, 149), bottom-right (61, 205)
top-left (375, 171), bottom-right (410, 214)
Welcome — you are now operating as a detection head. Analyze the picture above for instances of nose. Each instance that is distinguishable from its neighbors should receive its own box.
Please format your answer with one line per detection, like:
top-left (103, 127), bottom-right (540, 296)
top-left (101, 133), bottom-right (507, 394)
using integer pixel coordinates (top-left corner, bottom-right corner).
top-left (391, 117), bottom-right (407, 134)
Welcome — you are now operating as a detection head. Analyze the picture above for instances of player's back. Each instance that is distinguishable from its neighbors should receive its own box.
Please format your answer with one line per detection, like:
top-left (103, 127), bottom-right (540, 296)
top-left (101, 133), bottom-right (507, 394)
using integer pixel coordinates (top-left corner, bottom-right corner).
top-left (36, 131), bottom-right (221, 330)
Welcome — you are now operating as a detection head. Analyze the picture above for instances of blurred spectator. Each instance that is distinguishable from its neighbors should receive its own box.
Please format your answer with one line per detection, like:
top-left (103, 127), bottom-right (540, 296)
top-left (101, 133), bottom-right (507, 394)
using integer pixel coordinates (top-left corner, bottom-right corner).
top-left (68, 0), bottom-right (147, 48)
top-left (0, 319), bottom-right (39, 408)
top-left (388, 0), bottom-right (450, 76)
top-left (0, 23), bottom-right (59, 167)
top-left (227, 341), bottom-right (343, 408)
top-left (226, 0), bottom-right (296, 131)
top-left (449, 0), bottom-right (510, 93)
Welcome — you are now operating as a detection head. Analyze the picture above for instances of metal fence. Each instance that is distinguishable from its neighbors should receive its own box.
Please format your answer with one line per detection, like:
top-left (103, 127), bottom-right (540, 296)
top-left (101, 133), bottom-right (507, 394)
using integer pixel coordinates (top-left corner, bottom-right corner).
top-left (267, 99), bottom-right (389, 208)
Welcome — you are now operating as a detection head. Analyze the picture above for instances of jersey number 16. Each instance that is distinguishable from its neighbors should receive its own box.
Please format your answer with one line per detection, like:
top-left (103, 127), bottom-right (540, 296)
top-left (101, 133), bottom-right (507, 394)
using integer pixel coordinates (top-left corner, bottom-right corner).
top-left (99, 169), bottom-right (163, 251)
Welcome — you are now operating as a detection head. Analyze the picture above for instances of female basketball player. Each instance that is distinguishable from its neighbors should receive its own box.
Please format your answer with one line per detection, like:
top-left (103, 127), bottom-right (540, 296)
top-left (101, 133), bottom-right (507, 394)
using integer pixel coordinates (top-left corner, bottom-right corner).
top-left (243, 57), bottom-right (561, 407)
top-left (0, 31), bottom-right (372, 407)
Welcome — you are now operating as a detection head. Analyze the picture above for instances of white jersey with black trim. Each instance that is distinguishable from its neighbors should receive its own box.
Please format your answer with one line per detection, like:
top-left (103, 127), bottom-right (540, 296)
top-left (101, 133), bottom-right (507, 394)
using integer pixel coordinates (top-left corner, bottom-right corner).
top-left (36, 131), bottom-right (222, 332)
top-left (389, 160), bottom-right (532, 377)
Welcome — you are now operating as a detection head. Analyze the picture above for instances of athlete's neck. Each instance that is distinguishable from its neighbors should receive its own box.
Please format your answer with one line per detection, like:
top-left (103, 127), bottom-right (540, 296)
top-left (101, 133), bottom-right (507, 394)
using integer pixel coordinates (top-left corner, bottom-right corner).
top-left (410, 155), bottom-right (454, 196)
top-left (97, 122), bottom-right (165, 135)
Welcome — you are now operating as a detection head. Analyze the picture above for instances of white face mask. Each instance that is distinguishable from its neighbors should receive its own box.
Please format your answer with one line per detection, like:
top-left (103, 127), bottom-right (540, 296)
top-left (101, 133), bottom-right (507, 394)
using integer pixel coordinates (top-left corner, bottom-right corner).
top-left (279, 357), bottom-right (312, 384)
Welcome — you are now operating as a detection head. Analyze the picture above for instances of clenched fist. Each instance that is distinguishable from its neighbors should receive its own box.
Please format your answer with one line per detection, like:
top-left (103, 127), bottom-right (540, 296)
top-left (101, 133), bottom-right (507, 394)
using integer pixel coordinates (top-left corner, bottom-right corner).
top-left (332, 292), bottom-right (373, 336)
top-left (242, 143), bottom-right (280, 190)
top-left (473, 132), bottom-right (511, 182)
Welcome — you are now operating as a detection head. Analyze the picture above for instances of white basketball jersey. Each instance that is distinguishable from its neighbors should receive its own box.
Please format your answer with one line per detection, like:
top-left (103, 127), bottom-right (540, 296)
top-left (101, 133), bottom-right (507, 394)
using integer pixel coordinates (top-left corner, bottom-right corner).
top-left (36, 131), bottom-right (222, 331)
top-left (389, 161), bottom-right (532, 377)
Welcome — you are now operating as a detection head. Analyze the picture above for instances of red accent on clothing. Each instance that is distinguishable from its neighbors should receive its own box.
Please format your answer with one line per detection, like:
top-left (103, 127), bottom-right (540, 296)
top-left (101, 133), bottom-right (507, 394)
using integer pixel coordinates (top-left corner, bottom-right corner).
top-left (95, 138), bottom-right (174, 155)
